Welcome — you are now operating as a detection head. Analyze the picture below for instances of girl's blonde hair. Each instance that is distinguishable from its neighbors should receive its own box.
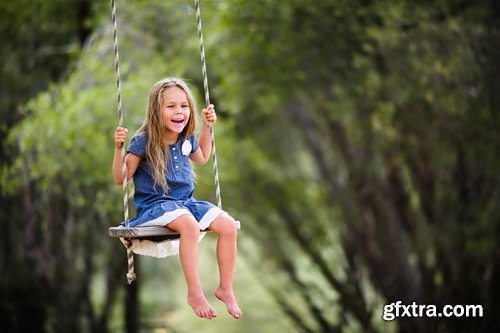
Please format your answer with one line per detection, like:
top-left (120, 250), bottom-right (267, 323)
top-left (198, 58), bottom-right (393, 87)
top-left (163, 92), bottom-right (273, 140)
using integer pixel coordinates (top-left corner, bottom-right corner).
top-left (137, 77), bottom-right (197, 192)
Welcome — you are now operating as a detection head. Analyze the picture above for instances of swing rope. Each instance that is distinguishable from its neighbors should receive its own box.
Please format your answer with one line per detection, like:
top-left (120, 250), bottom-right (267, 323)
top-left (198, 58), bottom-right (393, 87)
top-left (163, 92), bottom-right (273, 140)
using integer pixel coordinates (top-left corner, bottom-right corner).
top-left (110, 0), bottom-right (135, 284)
top-left (194, 0), bottom-right (222, 209)
top-left (110, 0), bottom-right (130, 227)
top-left (110, 0), bottom-right (221, 284)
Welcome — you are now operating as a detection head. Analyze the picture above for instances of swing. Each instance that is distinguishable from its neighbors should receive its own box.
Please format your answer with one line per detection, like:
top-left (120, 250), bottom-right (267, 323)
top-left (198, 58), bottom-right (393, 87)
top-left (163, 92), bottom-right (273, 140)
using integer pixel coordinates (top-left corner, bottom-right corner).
top-left (107, 0), bottom-right (237, 284)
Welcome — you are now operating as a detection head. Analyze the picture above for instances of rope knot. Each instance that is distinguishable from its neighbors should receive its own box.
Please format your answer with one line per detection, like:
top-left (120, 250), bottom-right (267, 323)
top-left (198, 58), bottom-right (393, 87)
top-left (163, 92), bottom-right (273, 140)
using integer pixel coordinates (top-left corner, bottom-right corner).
top-left (127, 272), bottom-right (137, 284)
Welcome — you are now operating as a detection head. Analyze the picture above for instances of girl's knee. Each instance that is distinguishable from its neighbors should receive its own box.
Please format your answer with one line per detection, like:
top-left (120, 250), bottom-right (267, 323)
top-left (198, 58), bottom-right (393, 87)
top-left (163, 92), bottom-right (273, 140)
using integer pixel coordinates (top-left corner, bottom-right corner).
top-left (172, 215), bottom-right (201, 237)
top-left (184, 220), bottom-right (201, 238)
top-left (211, 215), bottom-right (237, 236)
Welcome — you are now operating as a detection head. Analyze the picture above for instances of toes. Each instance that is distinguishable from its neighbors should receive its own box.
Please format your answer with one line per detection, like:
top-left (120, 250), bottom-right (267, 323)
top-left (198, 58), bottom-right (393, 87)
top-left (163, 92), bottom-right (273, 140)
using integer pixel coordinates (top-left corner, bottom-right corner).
top-left (229, 308), bottom-right (242, 320)
top-left (188, 294), bottom-right (217, 319)
top-left (198, 308), bottom-right (217, 319)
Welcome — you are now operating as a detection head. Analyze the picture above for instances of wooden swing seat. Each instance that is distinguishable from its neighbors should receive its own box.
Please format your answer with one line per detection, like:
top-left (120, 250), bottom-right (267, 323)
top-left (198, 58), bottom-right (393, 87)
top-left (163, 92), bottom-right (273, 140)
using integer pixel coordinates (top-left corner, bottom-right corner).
top-left (109, 226), bottom-right (181, 238)
top-left (108, 220), bottom-right (240, 238)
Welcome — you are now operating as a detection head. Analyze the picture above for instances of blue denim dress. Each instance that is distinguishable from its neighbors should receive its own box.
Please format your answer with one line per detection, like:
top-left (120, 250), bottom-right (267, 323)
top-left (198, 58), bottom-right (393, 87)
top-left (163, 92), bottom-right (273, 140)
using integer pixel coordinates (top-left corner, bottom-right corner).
top-left (124, 133), bottom-right (220, 230)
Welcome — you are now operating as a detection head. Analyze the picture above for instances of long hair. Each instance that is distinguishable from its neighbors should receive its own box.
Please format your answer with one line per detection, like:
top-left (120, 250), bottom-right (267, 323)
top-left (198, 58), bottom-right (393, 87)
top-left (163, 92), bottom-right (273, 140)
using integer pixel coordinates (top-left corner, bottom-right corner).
top-left (137, 77), bottom-right (197, 192)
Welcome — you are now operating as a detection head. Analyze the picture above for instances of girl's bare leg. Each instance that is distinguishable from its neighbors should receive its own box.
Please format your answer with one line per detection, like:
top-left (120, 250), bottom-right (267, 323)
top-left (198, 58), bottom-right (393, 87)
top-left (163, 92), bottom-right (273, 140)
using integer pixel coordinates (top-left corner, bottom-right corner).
top-left (169, 215), bottom-right (217, 319)
top-left (209, 214), bottom-right (242, 319)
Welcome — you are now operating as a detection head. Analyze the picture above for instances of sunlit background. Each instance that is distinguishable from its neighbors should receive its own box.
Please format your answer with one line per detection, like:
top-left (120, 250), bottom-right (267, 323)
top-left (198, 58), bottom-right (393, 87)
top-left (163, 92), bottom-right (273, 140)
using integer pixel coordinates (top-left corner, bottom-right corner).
top-left (1, 0), bottom-right (499, 332)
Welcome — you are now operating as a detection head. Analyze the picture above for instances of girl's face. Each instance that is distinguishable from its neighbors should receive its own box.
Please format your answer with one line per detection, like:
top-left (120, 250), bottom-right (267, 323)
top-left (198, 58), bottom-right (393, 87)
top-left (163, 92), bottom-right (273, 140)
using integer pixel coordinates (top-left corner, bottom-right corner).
top-left (161, 86), bottom-right (191, 136)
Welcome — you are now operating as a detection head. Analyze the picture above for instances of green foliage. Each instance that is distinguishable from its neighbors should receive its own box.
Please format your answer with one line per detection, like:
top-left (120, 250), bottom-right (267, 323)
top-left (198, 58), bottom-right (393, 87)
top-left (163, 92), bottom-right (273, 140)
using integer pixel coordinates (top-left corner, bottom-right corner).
top-left (2, 0), bottom-right (500, 332)
top-left (211, 0), bottom-right (500, 332)
top-left (2, 1), bottom-right (181, 330)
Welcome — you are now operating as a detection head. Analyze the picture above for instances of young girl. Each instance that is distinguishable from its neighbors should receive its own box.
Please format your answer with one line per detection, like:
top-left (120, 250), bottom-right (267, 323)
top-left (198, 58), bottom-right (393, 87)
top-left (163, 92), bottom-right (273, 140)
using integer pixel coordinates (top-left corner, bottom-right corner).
top-left (112, 77), bottom-right (241, 320)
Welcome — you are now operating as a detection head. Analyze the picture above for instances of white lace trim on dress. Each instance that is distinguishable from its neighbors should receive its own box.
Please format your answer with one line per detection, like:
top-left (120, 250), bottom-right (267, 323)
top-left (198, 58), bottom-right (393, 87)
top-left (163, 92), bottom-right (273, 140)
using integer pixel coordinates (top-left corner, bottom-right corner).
top-left (140, 208), bottom-right (191, 227)
top-left (199, 207), bottom-right (226, 230)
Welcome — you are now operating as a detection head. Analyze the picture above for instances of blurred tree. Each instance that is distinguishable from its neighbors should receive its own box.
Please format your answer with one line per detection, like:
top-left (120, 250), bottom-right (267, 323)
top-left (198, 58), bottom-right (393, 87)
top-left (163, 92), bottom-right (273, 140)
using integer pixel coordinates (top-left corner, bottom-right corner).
top-left (3, 0), bottom-right (500, 332)
top-left (0, 0), bottom-right (104, 331)
top-left (212, 0), bottom-right (500, 332)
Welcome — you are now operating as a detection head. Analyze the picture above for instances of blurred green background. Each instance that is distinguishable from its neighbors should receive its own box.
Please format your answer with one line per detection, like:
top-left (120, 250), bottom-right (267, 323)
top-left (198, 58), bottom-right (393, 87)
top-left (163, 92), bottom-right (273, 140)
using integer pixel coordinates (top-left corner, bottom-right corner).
top-left (1, 0), bottom-right (499, 332)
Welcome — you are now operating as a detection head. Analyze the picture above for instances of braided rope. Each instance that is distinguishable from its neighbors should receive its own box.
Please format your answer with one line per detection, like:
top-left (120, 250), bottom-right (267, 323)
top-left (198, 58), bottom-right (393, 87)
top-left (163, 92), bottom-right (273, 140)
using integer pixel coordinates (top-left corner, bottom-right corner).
top-left (194, 0), bottom-right (222, 209)
top-left (111, 0), bottom-right (136, 284)
top-left (125, 239), bottom-right (136, 284)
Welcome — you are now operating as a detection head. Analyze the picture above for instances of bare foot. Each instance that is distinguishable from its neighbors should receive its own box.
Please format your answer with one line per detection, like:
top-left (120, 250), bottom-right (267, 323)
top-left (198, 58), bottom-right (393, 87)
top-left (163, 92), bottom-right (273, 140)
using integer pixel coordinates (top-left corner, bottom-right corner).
top-left (215, 288), bottom-right (242, 319)
top-left (188, 293), bottom-right (217, 319)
